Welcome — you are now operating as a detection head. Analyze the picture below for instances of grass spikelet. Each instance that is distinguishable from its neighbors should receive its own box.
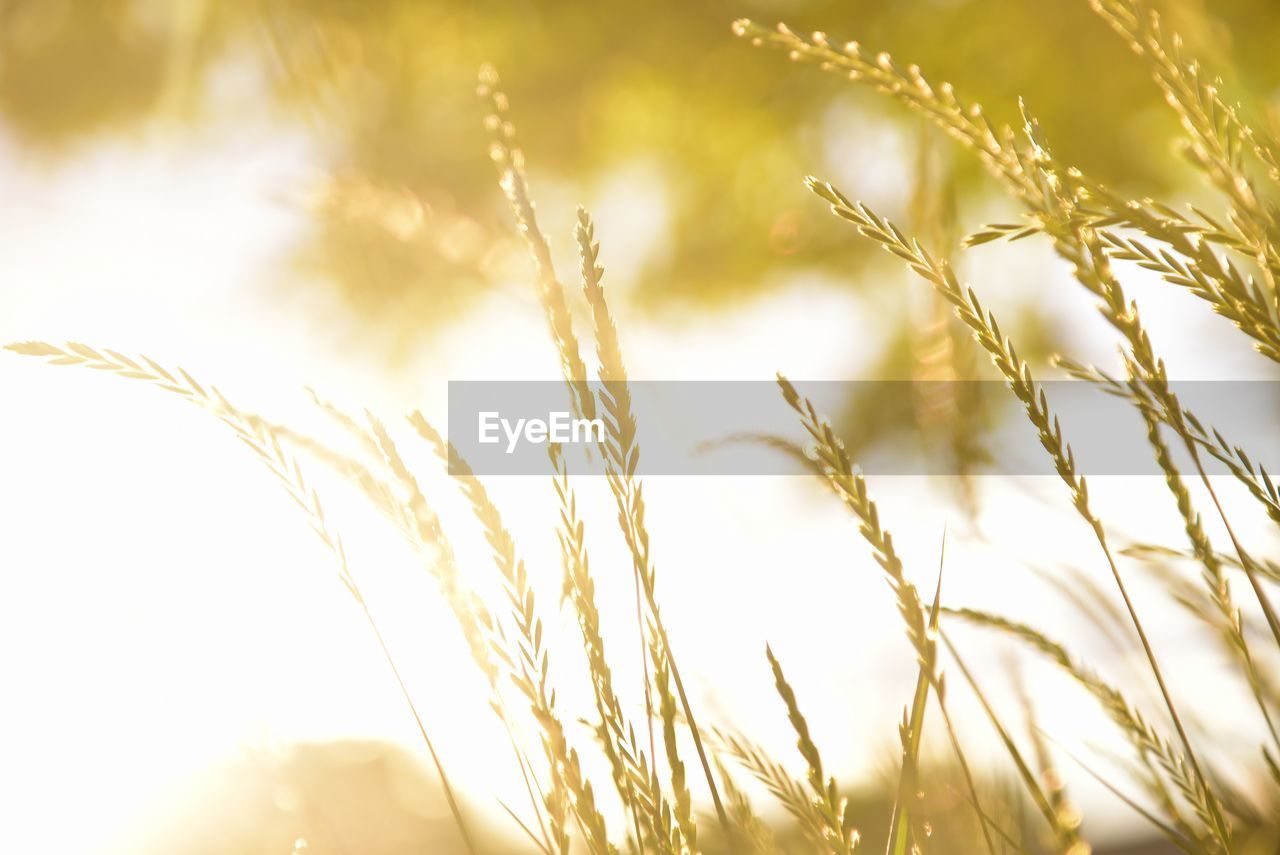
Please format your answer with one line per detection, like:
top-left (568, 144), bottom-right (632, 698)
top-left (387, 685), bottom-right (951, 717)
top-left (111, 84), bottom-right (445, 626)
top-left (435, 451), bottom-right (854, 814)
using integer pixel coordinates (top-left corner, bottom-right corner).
top-left (5, 343), bottom-right (359, 598)
top-left (776, 376), bottom-right (996, 854)
top-left (969, 177), bottom-right (1280, 360)
top-left (740, 19), bottom-right (1280, 668)
top-left (941, 632), bottom-right (1086, 852)
top-left (733, 20), bottom-right (1036, 200)
top-left (1088, 0), bottom-right (1280, 291)
top-left (573, 204), bottom-right (658, 771)
top-left (1057, 357), bottom-right (1280, 652)
top-left (6, 341), bottom-right (480, 855)
top-left (797, 189), bottom-right (1231, 849)
top-left (714, 760), bottom-right (777, 855)
top-left (1120, 377), bottom-right (1280, 756)
top-left (1058, 359), bottom-right (1280, 523)
top-left (765, 645), bottom-right (857, 854)
top-left (705, 724), bottom-right (826, 846)
top-left (775, 374), bottom-right (926, 659)
top-left (945, 607), bottom-right (1218, 847)
top-left (1083, 205), bottom-right (1280, 362)
top-left (655, 648), bottom-right (697, 852)
top-left (887, 537), bottom-right (946, 855)
top-left (740, 15), bottom-right (1270, 477)
top-left (549, 443), bottom-right (680, 853)
top-left (1122, 543), bottom-right (1280, 589)
top-left (1019, 105), bottom-right (1280, 692)
top-left (889, 619), bottom-right (932, 855)
top-left (367, 414), bottom-right (561, 853)
top-left (478, 65), bottom-right (597, 427)
top-left (409, 413), bottom-right (616, 854)
top-left (367, 415), bottom-right (501, 683)
top-left (1050, 741), bottom-right (1195, 853)
top-left (801, 185), bottom-right (1095, 547)
top-left (308, 387), bottom-right (385, 460)
top-left (1059, 362), bottom-right (1280, 767)
top-left (574, 206), bottom-right (731, 836)
top-left (1008, 109), bottom-right (1280, 679)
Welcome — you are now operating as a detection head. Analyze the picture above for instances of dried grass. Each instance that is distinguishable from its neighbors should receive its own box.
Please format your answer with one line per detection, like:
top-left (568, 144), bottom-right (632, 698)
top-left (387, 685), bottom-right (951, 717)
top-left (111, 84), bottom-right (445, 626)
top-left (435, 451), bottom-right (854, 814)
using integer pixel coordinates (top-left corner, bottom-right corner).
top-left (11, 3), bottom-right (1280, 852)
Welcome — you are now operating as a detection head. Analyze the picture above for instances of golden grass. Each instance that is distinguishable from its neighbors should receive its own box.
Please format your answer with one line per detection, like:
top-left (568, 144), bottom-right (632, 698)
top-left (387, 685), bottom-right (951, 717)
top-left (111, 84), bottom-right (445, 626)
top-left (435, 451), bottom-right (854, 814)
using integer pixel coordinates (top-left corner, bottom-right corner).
top-left (11, 1), bottom-right (1280, 852)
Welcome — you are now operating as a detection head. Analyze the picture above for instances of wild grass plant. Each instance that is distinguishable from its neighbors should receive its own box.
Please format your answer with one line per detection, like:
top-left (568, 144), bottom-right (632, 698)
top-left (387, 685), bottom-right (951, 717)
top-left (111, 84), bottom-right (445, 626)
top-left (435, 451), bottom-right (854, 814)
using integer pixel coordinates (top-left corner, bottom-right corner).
top-left (11, 0), bottom-right (1280, 852)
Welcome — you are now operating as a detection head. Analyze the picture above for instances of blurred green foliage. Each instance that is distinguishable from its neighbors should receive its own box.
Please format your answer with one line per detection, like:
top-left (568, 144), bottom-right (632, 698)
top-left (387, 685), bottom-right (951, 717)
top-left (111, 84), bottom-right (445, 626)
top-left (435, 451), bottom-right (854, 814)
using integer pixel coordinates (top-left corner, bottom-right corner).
top-left (2, 0), bottom-right (1278, 328)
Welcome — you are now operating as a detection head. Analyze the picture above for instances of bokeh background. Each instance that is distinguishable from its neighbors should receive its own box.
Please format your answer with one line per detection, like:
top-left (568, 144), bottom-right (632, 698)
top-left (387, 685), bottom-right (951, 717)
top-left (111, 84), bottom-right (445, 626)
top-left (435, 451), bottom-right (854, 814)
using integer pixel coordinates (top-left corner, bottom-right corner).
top-left (3, 1), bottom-right (1280, 852)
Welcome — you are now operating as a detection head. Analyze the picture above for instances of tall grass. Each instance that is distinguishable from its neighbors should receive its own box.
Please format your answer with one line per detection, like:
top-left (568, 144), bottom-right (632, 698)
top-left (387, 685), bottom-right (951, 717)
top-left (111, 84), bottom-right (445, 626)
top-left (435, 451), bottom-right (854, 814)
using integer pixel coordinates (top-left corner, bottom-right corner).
top-left (10, 0), bottom-right (1280, 852)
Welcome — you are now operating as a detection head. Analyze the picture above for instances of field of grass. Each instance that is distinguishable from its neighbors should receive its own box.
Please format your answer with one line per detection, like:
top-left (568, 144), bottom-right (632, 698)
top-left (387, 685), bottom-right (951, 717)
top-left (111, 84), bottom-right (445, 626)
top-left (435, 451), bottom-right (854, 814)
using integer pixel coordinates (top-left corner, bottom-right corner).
top-left (8, 1), bottom-right (1280, 853)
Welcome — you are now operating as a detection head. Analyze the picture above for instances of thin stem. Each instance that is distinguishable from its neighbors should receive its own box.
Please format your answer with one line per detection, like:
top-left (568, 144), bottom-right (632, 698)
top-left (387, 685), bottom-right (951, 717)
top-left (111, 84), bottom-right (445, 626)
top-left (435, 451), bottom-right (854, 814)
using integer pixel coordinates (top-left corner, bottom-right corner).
top-left (1189, 448), bottom-right (1280, 649)
top-left (358, 599), bottom-right (481, 855)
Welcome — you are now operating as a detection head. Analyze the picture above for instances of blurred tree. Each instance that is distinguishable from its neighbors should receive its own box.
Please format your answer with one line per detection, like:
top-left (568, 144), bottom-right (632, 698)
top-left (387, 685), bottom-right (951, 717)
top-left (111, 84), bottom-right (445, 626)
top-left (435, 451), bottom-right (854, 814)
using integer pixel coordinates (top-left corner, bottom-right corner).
top-left (3, 0), bottom-right (1278, 332)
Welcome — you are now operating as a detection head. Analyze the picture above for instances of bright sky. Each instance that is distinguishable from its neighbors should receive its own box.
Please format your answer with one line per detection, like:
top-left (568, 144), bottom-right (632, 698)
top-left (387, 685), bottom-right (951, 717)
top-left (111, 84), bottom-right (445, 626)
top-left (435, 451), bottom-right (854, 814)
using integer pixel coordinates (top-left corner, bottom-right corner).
top-left (0, 95), bottom-right (1276, 854)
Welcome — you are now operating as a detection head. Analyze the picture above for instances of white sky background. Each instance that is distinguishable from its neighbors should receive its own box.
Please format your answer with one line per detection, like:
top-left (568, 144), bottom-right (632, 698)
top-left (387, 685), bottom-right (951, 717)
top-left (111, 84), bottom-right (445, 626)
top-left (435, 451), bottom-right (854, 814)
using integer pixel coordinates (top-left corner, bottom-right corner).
top-left (0, 71), bottom-right (1277, 854)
